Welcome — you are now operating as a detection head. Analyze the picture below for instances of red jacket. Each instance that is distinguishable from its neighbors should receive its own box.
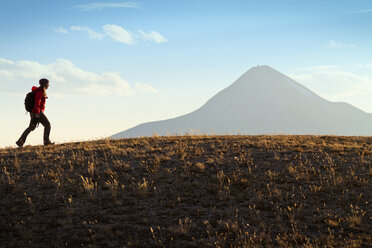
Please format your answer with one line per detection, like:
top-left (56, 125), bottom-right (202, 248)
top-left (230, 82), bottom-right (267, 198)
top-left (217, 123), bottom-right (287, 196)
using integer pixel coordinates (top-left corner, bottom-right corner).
top-left (32, 86), bottom-right (47, 114)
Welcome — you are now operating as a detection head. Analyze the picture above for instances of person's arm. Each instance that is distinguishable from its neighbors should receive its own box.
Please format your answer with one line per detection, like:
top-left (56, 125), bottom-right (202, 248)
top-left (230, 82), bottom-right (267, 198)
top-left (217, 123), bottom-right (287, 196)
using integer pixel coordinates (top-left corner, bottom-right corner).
top-left (33, 90), bottom-right (42, 117)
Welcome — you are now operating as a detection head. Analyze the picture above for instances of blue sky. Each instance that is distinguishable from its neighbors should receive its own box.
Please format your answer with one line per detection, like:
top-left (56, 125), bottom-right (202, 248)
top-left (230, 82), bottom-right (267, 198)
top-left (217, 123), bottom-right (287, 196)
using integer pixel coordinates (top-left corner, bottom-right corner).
top-left (1, 0), bottom-right (372, 147)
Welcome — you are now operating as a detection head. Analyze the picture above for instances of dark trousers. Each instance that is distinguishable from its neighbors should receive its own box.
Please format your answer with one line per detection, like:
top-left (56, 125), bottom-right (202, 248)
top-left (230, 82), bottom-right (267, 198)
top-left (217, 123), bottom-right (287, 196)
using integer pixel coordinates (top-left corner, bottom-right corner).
top-left (19, 112), bottom-right (51, 143)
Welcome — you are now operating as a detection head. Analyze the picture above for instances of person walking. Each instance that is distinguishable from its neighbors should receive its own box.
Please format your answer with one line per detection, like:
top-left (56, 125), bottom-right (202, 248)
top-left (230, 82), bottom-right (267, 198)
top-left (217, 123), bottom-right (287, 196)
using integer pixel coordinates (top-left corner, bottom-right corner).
top-left (16, 78), bottom-right (54, 147)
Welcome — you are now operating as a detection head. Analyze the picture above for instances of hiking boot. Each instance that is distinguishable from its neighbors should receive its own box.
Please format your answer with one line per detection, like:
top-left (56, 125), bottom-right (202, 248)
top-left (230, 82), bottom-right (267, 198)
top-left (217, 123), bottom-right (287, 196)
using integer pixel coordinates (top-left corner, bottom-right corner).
top-left (44, 140), bottom-right (55, 146)
top-left (16, 139), bottom-right (24, 148)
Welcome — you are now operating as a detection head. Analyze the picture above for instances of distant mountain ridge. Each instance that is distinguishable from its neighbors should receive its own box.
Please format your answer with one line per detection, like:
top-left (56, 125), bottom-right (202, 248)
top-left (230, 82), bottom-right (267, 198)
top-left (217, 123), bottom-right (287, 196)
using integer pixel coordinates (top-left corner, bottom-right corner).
top-left (113, 65), bottom-right (372, 138)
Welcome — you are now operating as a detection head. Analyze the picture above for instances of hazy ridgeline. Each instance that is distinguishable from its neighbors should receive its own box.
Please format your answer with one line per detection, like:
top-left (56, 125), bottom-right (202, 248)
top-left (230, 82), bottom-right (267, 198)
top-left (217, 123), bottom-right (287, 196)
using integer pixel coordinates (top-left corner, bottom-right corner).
top-left (0, 135), bottom-right (371, 247)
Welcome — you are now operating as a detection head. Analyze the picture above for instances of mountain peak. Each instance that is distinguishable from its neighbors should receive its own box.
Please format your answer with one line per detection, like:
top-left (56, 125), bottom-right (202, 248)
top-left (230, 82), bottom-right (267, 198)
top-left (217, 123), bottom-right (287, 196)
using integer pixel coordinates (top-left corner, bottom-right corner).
top-left (234, 65), bottom-right (286, 87)
top-left (239, 65), bottom-right (282, 79)
top-left (246, 65), bottom-right (282, 75)
top-left (112, 66), bottom-right (372, 138)
top-left (253, 65), bottom-right (272, 69)
top-left (233, 65), bottom-right (322, 100)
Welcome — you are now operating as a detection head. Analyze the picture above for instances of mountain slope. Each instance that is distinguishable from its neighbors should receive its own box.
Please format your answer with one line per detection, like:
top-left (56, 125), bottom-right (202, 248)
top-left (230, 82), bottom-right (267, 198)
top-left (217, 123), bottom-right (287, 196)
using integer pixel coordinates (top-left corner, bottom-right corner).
top-left (113, 65), bottom-right (372, 138)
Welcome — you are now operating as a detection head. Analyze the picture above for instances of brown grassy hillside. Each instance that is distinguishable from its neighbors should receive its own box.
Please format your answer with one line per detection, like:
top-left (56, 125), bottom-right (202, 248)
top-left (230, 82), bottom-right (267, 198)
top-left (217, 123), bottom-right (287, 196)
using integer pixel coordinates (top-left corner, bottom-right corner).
top-left (0, 135), bottom-right (371, 247)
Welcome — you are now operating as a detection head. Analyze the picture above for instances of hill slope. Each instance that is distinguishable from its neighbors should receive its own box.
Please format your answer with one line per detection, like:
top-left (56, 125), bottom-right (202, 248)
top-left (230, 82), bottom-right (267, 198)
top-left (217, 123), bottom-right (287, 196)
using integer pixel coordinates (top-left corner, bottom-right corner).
top-left (113, 66), bottom-right (372, 138)
top-left (1, 135), bottom-right (371, 247)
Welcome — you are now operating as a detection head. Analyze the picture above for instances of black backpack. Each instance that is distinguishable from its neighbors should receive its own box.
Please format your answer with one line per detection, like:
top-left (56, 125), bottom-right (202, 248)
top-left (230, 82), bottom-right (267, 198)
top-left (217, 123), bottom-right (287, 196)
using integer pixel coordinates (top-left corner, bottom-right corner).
top-left (24, 89), bottom-right (42, 112)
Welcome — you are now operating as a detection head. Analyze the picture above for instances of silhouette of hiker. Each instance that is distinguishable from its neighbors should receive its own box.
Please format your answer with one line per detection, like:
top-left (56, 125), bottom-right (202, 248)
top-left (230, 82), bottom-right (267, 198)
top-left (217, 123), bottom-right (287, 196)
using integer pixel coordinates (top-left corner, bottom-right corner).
top-left (16, 78), bottom-right (54, 147)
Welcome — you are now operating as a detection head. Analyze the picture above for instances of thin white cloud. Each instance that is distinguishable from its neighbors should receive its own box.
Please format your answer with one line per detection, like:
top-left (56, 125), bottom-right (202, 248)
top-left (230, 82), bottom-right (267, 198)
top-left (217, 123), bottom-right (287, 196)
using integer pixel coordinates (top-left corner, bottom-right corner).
top-left (103, 24), bottom-right (134, 45)
top-left (139, 30), bottom-right (167, 43)
top-left (71, 26), bottom-right (105, 40)
top-left (72, 2), bottom-right (140, 11)
top-left (0, 70), bottom-right (13, 77)
top-left (135, 82), bottom-right (159, 93)
top-left (289, 66), bottom-right (372, 111)
top-left (356, 63), bottom-right (372, 68)
top-left (326, 40), bottom-right (357, 49)
top-left (0, 58), bottom-right (15, 65)
top-left (51, 26), bottom-right (68, 34)
top-left (290, 65), bottom-right (338, 72)
top-left (58, 24), bottom-right (166, 45)
top-left (353, 9), bottom-right (372, 13)
top-left (0, 58), bottom-right (157, 97)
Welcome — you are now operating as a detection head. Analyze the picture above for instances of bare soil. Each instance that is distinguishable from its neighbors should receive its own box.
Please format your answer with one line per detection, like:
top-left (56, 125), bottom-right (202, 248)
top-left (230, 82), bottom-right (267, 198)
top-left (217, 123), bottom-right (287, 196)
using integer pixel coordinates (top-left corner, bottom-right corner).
top-left (0, 135), bottom-right (371, 247)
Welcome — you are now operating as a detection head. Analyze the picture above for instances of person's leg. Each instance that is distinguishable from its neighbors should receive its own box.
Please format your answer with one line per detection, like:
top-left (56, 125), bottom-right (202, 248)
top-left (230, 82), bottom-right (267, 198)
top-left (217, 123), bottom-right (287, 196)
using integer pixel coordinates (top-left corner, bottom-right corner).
top-left (39, 112), bottom-right (52, 144)
top-left (17, 113), bottom-right (38, 147)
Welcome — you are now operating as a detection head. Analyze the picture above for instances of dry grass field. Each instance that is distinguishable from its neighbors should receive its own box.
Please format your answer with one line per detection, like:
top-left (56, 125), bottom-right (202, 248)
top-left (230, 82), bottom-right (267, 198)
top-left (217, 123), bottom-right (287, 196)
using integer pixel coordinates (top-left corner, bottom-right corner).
top-left (0, 135), bottom-right (371, 247)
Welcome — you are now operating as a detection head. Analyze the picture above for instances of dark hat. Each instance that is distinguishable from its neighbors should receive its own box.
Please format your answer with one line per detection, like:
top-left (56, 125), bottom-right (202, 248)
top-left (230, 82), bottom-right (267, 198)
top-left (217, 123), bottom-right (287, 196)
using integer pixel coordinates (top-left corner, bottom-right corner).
top-left (39, 78), bottom-right (49, 87)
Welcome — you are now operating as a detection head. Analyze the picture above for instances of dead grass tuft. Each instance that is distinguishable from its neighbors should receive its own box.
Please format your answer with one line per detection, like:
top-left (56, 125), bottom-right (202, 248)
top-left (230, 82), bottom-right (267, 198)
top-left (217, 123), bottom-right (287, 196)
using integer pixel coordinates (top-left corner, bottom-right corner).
top-left (0, 135), bottom-right (371, 247)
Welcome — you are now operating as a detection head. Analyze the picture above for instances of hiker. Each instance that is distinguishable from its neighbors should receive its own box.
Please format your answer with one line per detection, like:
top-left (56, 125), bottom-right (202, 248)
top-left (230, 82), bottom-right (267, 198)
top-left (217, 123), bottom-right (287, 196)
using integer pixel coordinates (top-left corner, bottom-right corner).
top-left (16, 78), bottom-right (54, 147)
